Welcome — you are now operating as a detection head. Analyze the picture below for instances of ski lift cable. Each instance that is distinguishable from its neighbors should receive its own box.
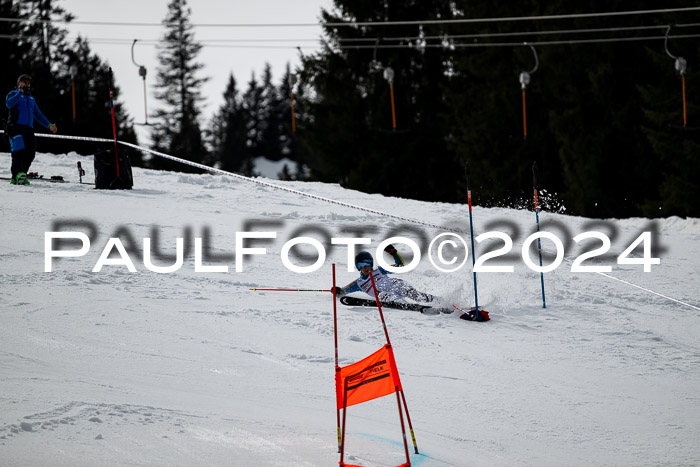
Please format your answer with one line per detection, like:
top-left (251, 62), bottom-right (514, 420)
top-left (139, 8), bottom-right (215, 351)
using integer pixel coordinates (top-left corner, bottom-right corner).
top-left (334, 33), bottom-right (700, 49)
top-left (58, 32), bottom-right (700, 50)
top-left (3, 22), bottom-right (700, 46)
top-left (78, 22), bottom-right (700, 44)
top-left (64, 23), bottom-right (700, 44)
top-left (345, 24), bottom-right (676, 43)
top-left (1, 6), bottom-right (699, 28)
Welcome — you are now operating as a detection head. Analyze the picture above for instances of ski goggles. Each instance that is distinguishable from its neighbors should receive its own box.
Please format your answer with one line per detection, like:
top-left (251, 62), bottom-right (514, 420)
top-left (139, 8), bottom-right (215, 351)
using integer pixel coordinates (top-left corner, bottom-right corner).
top-left (356, 260), bottom-right (372, 269)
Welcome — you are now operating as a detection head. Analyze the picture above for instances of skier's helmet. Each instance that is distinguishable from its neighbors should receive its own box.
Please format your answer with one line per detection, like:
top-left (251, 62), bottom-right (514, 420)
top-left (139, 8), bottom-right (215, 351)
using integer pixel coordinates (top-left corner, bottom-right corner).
top-left (355, 251), bottom-right (373, 270)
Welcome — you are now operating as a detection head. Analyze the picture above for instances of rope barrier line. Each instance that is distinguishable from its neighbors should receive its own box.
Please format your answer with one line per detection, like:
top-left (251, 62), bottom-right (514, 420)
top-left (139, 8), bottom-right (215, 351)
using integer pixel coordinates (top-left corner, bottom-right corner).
top-left (118, 140), bottom-right (466, 234)
top-left (596, 271), bottom-right (700, 311)
top-left (0, 130), bottom-right (465, 234)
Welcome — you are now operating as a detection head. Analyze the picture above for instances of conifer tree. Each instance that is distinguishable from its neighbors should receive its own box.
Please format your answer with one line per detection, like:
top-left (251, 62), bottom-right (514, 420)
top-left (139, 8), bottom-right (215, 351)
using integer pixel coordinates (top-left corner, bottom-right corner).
top-left (241, 71), bottom-right (264, 172)
top-left (151, 0), bottom-right (208, 172)
top-left (207, 73), bottom-right (249, 173)
top-left (256, 64), bottom-right (283, 161)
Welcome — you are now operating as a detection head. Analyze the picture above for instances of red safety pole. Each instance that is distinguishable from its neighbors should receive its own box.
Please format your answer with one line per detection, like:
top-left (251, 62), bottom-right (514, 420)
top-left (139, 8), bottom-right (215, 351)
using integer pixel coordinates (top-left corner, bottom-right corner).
top-left (108, 67), bottom-right (120, 177)
top-left (519, 45), bottom-right (538, 140)
top-left (682, 74), bottom-right (687, 128)
top-left (389, 83), bottom-right (397, 130)
top-left (522, 88), bottom-right (528, 139)
top-left (384, 67), bottom-right (397, 131)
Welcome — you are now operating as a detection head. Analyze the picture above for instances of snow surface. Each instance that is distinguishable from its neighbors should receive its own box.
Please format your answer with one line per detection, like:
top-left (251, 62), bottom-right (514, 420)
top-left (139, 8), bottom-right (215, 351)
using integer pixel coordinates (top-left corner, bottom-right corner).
top-left (1, 152), bottom-right (699, 466)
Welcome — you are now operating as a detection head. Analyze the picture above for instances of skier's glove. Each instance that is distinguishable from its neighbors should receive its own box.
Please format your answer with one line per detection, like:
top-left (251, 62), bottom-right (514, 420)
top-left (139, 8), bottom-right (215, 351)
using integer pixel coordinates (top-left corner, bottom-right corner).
top-left (384, 243), bottom-right (404, 267)
top-left (332, 286), bottom-right (344, 296)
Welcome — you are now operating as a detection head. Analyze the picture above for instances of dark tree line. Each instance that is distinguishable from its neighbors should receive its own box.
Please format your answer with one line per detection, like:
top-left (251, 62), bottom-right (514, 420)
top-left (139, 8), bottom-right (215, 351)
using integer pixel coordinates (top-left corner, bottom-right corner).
top-left (294, 0), bottom-right (700, 218)
top-left (159, 0), bottom-right (699, 217)
top-left (204, 63), bottom-right (309, 179)
top-left (3, 0), bottom-right (698, 218)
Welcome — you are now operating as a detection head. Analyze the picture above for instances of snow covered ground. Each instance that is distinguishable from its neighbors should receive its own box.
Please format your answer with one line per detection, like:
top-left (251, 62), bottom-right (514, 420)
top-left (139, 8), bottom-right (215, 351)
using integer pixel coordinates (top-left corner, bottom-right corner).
top-left (1, 152), bottom-right (699, 466)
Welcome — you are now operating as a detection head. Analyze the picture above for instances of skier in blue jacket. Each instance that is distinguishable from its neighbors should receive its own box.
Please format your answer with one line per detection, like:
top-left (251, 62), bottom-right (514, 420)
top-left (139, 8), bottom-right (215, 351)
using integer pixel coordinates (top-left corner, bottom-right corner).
top-left (335, 246), bottom-right (438, 304)
top-left (5, 74), bottom-right (58, 185)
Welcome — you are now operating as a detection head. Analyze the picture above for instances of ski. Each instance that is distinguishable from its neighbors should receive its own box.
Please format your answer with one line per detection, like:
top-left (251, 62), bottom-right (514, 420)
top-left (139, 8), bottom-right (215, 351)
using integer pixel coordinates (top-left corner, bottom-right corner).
top-left (340, 296), bottom-right (453, 314)
top-left (2, 175), bottom-right (69, 183)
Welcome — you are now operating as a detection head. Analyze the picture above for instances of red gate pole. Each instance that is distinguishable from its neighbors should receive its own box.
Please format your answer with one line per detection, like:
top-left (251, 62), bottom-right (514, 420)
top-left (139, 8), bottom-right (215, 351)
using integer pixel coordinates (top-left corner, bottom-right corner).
top-left (339, 377), bottom-right (349, 466)
top-left (399, 389), bottom-right (419, 454)
top-left (369, 272), bottom-right (419, 455)
top-left (395, 386), bottom-right (411, 466)
top-left (368, 272), bottom-right (392, 346)
top-left (332, 264), bottom-right (342, 453)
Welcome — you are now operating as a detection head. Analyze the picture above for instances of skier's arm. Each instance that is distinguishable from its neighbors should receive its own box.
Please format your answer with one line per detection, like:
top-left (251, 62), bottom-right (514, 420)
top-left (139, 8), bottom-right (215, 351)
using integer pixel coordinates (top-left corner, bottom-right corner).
top-left (6, 90), bottom-right (21, 109)
top-left (333, 280), bottom-right (361, 297)
top-left (32, 101), bottom-right (52, 129)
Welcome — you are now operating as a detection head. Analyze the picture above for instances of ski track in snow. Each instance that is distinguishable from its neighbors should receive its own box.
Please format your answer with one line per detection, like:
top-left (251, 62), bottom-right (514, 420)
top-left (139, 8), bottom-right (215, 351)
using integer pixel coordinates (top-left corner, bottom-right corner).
top-left (1, 152), bottom-right (699, 466)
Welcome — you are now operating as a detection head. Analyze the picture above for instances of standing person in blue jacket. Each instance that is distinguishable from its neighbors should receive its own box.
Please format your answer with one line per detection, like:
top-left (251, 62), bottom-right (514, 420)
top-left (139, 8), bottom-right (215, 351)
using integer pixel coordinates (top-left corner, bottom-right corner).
top-left (5, 74), bottom-right (58, 185)
top-left (334, 246), bottom-right (438, 304)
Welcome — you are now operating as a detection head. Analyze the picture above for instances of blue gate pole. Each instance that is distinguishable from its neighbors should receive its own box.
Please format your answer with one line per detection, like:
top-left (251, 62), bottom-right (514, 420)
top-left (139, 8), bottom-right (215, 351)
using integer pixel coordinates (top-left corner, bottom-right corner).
top-left (533, 162), bottom-right (546, 309)
top-left (466, 164), bottom-right (480, 320)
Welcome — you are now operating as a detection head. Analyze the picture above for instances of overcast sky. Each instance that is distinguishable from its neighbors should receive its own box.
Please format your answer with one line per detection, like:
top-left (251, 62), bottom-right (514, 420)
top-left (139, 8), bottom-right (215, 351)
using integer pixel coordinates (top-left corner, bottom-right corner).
top-left (59, 0), bottom-right (334, 140)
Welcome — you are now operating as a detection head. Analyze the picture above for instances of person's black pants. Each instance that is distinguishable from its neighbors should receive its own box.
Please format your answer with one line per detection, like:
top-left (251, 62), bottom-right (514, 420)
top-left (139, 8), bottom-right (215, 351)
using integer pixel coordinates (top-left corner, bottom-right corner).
top-left (9, 124), bottom-right (37, 179)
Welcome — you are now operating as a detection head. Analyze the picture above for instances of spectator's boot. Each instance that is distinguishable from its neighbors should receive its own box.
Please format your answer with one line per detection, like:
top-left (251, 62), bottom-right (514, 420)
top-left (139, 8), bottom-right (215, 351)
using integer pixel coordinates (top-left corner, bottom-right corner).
top-left (16, 172), bottom-right (30, 185)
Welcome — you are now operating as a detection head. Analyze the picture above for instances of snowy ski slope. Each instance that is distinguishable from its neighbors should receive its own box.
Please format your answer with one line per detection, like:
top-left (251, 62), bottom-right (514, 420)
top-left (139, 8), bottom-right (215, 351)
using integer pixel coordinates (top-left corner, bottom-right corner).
top-left (1, 152), bottom-right (699, 466)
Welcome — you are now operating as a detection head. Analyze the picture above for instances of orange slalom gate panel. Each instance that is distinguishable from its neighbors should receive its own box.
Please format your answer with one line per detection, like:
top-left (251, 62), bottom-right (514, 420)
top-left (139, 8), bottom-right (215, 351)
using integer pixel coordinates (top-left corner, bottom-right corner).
top-left (336, 344), bottom-right (403, 409)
